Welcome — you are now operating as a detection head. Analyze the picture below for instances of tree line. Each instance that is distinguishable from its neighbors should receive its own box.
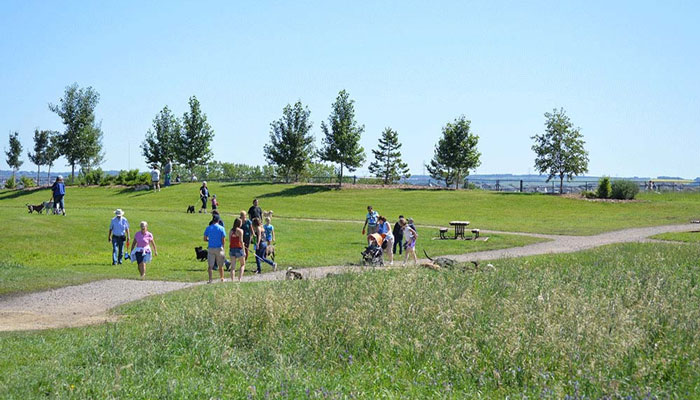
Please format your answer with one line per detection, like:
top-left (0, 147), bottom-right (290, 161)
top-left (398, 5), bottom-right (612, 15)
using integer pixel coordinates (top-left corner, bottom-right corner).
top-left (5, 84), bottom-right (590, 193)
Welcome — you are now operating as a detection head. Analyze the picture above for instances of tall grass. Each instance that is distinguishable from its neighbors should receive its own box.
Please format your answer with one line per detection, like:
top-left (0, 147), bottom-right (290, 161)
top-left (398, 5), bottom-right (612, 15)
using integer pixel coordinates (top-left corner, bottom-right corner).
top-left (1, 242), bottom-right (698, 398)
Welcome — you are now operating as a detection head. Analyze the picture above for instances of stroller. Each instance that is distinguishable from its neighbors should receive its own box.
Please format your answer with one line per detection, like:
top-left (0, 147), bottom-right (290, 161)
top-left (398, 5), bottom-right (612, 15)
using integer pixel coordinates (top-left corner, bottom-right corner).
top-left (362, 233), bottom-right (385, 266)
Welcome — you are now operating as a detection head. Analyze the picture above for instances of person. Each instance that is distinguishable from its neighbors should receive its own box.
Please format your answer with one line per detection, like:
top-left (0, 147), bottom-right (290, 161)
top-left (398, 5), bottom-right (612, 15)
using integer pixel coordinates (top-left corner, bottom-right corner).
top-left (51, 175), bottom-right (66, 216)
top-left (175, 175), bottom-right (181, 183)
top-left (392, 215), bottom-right (405, 255)
top-left (377, 216), bottom-right (394, 265)
top-left (408, 217), bottom-right (417, 233)
top-left (204, 213), bottom-right (227, 283)
top-left (163, 159), bottom-right (172, 187)
top-left (108, 209), bottom-right (130, 265)
top-left (252, 217), bottom-right (276, 273)
top-left (229, 217), bottom-right (246, 281)
top-left (248, 198), bottom-right (262, 222)
top-left (362, 206), bottom-right (379, 236)
top-left (208, 211), bottom-right (227, 271)
top-left (263, 217), bottom-right (275, 245)
top-left (129, 221), bottom-right (157, 279)
top-left (150, 165), bottom-right (161, 192)
top-left (211, 194), bottom-right (218, 211)
top-left (240, 210), bottom-right (253, 260)
top-left (199, 181), bottom-right (209, 213)
top-left (400, 218), bottom-right (418, 266)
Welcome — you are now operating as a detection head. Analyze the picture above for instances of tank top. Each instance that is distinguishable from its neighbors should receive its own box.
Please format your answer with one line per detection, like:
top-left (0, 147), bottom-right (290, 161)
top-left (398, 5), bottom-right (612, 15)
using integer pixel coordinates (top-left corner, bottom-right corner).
top-left (230, 234), bottom-right (243, 249)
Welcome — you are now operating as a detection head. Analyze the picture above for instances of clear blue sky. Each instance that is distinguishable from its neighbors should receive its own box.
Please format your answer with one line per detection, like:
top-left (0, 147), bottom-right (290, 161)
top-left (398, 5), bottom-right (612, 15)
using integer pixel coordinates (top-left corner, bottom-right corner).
top-left (1, 1), bottom-right (698, 178)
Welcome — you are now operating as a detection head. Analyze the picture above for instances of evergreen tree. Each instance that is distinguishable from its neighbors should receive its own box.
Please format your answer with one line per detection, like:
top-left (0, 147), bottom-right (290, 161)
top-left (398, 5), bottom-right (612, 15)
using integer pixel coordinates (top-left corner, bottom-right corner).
top-left (5, 131), bottom-right (23, 185)
top-left (27, 129), bottom-right (50, 185)
top-left (264, 101), bottom-right (315, 182)
top-left (49, 83), bottom-right (103, 181)
top-left (142, 105), bottom-right (180, 169)
top-left (368, 127), bottom-right (410, 184)
top-left (176, 96), bottom-right (214, 179)
top-left (531, 108), bottom-right (589, 194)
top-left (318, 90), bottom-right (365, 186)
top-left (426, 116), bottom-right (481, 189)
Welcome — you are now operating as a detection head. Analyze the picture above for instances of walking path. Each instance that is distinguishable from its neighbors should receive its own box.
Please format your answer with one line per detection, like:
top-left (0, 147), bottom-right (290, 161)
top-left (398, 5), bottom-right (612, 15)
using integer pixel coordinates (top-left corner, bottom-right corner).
top-left (0, 223), bottom-right (696, 332)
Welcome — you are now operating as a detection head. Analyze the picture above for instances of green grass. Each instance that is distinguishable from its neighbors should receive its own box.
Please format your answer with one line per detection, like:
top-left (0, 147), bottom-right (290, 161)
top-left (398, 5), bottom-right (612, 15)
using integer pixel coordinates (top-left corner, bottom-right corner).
top-left (1, 242), bottom-right (699, 398)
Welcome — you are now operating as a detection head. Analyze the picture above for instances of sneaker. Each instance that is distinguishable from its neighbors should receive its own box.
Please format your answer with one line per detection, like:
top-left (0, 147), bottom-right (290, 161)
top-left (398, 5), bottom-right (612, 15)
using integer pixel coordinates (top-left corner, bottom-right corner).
top-left (112, 262), bottom-right (116, 266)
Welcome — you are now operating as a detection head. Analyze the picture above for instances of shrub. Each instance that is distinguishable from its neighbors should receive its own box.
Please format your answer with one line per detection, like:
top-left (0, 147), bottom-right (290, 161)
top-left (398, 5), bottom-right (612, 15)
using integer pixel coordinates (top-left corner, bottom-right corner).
top-left (581, 190), bottom-right (597, 199)
top-left (99, 175), bottom-right (114, 186)
top-left (597, 177), bottom-right (612, 199)
top-left (4, 178), bottom-right (16, 189)
top-left (19, 176), bottom-right (36, 188)
top-left (79, 168), bottom-right (105, 186)
top-left (611, 180), bottom-right (640, 200)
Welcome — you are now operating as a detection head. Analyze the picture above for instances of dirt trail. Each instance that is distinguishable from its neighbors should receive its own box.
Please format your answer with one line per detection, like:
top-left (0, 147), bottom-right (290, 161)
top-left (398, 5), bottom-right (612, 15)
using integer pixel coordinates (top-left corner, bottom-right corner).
top-left (0, 223), bottom-right (695, 332)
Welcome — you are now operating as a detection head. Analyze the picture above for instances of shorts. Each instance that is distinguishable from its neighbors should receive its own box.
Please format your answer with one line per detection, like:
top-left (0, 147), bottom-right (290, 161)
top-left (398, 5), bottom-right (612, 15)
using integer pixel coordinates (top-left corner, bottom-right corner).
top-left (134, 251), bottom-right (152, 264)
top-left (405, 238), bottom-right (416, 250)
top-left (243, 236), bottom-right (251, 247)
top-left (368, 225), bottom-right (378, 234)
top-left (207, 247), bottom-right (225, 269)
top-left (229, 248), bottom-right (244, 258)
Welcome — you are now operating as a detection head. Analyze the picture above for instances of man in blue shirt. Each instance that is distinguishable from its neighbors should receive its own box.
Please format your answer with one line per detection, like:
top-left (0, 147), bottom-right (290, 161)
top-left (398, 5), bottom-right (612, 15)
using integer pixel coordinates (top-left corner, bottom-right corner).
top-left (108, 209), bottom-right (130, 265)
top-left (204, 214), bottom-right (227, 283)
top-left (362, 205), bottom-right (379, 235)
top-left (51, 175), bottom-right (66, 215)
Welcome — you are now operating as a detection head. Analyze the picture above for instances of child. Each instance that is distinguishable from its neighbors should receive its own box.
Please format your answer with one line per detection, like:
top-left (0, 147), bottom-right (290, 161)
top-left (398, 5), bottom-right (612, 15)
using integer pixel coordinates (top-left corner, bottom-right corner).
top-left (229, 217), bottom-right (246, 281)
top-left (211, 194), bottom-right (218, 211)
top-left (263, 217), bottom-right (275, 245)
top-left (400, 218), bottom-right (418, 266)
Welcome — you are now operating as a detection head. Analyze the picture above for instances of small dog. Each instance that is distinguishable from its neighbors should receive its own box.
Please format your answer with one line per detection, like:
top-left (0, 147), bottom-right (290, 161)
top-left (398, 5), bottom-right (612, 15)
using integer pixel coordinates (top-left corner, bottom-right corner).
top-left (194, 246), bottom-right (208, 261)
top-left (263, 210), bottom-right (274, 220)
top-left (26, 203), bottom-right (45, 214)
top-left (285, 267), bottom-right (303, 280)
top-left (265, 243), bottom-right (275, 261)
top-left (186, 205), bottom-right (195, 213)
top-left (43, 200), bottom-right (55, 214)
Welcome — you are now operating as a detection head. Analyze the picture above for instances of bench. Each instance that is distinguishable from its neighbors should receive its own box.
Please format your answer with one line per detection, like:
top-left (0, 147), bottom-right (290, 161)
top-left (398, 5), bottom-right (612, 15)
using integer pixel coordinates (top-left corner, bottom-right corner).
top-left (439, 228), bottom-right (449, 239)
top-left (471, 229), bottom-right (480, 239)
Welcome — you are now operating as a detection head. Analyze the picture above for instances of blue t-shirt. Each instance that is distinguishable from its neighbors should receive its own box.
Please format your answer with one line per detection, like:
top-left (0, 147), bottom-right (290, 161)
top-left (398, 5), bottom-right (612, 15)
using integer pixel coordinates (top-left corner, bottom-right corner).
top-left (366, 210), bottom-right (378, 226)
top-left (377, 221), bottom-right (392, 238)
top-left (242, 219), bottom-right (252, 239)
top-left (204, 224), bottom-right (226, 248)
top-left (264, 224), bottom-right (274, 242)
top-left (52, 181), bottom-right (65, 196)
top-left (109, 216), bottom-right (130, 236)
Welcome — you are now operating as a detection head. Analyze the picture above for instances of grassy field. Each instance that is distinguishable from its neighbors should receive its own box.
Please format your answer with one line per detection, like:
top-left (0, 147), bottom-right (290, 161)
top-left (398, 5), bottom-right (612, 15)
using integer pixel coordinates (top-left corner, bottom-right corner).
top-left (1, 242), bottom-right (698, 398)
top-left (652, 230), bottom-right (700, 243)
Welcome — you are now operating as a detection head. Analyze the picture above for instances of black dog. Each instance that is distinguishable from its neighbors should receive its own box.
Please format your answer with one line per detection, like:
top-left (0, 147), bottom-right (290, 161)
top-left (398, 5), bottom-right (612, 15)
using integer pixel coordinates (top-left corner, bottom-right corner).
top-left (26, 203), bottom-right (45, 214)
top-left (187, 205), bottom-right (195, 213)
top-left (194, 246), bottom-right (208, 261)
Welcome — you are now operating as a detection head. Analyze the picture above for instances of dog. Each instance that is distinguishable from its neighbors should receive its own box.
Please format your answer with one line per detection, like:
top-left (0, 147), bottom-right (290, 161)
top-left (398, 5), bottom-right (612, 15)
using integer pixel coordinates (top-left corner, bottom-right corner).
top-left (423, 250), bottom-right (457, 269)
top-left (265, 243), bottom-right (276, 261)
top-left (194, 246), bottom-right (208, 261)
top-left (286, 267), bottom-right (303, 280)
top-left (186, 205), bottom-right (195, 213)
top-left (43, 200), bottom-right (55, 214)
top-left (26, 203), bottom-right (45, 214)
top-left (263, 210), bottom-right (274, 220)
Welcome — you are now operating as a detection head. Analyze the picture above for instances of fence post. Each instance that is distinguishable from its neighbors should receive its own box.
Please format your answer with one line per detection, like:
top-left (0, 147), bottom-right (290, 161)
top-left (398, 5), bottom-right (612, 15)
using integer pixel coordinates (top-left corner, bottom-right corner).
top-left (585, 182), bottom-right (589, 191)
top-left (353, 175), bottom-right (357, 185)
top-left (519, 180), bottom-right (523, 192)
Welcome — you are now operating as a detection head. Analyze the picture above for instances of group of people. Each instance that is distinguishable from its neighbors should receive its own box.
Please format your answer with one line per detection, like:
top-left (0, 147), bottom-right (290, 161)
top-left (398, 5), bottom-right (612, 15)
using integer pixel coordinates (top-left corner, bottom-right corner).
top-left (149, 159), bottom-right (174, 192)
top-left (203, 198), bottom-right (276, 283)
top-left (363, 205), bottom-right (418, 266)
top-left (108, 209), bottom-right (157, 279)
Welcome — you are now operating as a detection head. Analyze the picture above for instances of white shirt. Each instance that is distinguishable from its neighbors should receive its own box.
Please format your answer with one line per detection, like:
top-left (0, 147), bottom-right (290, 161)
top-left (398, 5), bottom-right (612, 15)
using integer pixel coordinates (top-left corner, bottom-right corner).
top-left (151, 169), bottom-right (160, 181)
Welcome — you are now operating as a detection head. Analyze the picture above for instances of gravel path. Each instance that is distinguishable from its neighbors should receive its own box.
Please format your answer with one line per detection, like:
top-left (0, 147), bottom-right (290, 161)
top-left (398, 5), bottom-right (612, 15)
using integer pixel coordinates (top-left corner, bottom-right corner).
top-left (1, 223), bottom-right (695, 332)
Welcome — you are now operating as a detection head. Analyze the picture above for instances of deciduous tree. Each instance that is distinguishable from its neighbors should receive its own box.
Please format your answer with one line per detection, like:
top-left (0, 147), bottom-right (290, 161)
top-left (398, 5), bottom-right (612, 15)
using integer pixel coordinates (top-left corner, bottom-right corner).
top-left (426, 116), bottom-right (481, 189)
top-left (176, 96), bottom-right (214, 179)
top-left (142, 106), bottom-right (180, 169)
top-left (264, 101), bottom-right (315, 182)
top-left (27, 129), bottom-right (50, 185)
top-left (318, 90), bottom-right (365, 186)
top-left (45, 132), bottom-right (61, 184)
top-left (4, 131), bottom-right (23, 185)
top-left (531, 108), bottom-right (589, 194)
top-left (368, 127), bottom-right (410, 184)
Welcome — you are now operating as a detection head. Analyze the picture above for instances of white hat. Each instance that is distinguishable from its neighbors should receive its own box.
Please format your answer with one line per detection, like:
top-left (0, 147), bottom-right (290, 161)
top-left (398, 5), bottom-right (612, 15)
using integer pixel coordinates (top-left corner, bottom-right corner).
top-left (57, 175), bottom-right (63, 180)
top-left (115, 209), bottom-right (124, 216)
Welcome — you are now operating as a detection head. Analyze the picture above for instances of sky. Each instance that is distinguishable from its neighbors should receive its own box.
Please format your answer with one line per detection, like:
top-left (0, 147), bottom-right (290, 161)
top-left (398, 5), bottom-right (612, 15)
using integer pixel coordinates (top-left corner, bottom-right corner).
top-left (1, 1), bottom-right (698, 178)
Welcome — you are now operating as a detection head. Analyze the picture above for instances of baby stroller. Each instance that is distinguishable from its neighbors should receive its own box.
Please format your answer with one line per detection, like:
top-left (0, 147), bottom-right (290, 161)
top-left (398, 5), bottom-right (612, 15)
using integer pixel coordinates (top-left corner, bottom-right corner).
top-left (362, 233), bottom-right (384, 266)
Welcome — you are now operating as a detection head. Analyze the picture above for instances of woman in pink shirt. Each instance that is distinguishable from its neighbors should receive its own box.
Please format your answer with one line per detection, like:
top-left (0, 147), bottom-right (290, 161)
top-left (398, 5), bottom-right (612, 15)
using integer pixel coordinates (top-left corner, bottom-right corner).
top-left (129, 220), bottom-right (158, 279)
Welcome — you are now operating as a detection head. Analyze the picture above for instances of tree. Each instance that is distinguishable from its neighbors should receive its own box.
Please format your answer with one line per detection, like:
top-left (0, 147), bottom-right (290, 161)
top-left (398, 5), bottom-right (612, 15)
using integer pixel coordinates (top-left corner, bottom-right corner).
top-left (4, 131), bottom-right (23, 185)
top-left (264, 101), bottom-right (315, 182)
top-left (426, 116), bottom-right (481, 189)
top-left (45, 132), bottom-right (61, 184)
top-left (142, 106), bottom-right (180, 169)
top-left (176, 96), bottom-right (214, 179)
top-left (368, 127), bottom-right (410, 184)
top-left (318, 90), bottom-right (365, 186)
top-left (49, 83), bottom-right (103, 181)
top-left (531, 108), bottom-right (589, 194)
top-left (27, 129), bottom-right (50, 185)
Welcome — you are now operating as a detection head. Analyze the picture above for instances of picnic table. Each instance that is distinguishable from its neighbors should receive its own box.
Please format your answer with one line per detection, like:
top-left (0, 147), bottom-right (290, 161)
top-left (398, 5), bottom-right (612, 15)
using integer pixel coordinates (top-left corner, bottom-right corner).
top-left (449, 221), bottom-right (470, 239)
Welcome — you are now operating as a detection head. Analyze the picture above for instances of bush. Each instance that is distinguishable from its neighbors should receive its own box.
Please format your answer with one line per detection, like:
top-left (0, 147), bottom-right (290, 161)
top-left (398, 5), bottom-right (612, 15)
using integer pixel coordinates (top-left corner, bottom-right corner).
top-left (78, 168), bottom-right (105, 186)
top-left (19, 176), bottom-right (36, 188)
top-left (99, 175), bottom-right (114, 186)
top-left (4, 178), bottom-right (16, 189)
top-left (611, 180), bottom-right (640, 200)
top-left (597, 177), bottom-right (612, 199)
top-left (581, 190), bottom-right (597, 199)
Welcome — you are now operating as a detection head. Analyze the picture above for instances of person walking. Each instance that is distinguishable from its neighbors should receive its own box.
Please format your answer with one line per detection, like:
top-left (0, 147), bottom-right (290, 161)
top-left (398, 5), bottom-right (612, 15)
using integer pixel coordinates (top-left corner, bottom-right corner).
top-left (150, 165), bottom-right (161, 192)
top-left (204, 213), bottom-right (227, 283)
top-left (362, 205), bottom-right (379, 236)
top-left (199, 181), bottom-right (209, 213)
top-left (163, 159), bottom-right (172, 187)
top-left (392, 215), bottom-right (404, 256)
top-left (240, 210), bottom-right (253, 260)
top-left (209, 211), bottom-right (228, 271)
top-left (129, 221), bottom-right (158, 279)
top-left (252, 217), bottom-right (276, 274)
top-left (108, 209), bottom-right (130, 265)
top-left (229, 217), bottom-right (246, 281)
top-left (51, 175), bottom-right (66, 215)
top-left (211, 194), bottom-right (218, 212)
top-left (400, 218), bottom-right (418, 266)
top-left (263, 216), bottom-right (275, 245)
top-left (248, 198), bottom-right (262, 222)
top-left (377, 216), bottom-right (394, 265)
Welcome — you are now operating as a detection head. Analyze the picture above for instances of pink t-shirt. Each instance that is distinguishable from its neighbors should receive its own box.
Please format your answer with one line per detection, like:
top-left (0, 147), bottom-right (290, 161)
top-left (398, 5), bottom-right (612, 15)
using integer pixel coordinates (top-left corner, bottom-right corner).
top-left (134, 231), bottom-right (154, 251)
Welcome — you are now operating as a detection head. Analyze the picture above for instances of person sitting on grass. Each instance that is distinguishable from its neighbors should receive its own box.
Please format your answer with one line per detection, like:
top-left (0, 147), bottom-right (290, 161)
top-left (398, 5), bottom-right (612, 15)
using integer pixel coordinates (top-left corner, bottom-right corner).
top-left (400, 218), bottom-right (418, 266)
top-left (252, 217), bottom-right (277, 274)
top-left (229, 217), bottom-right (246, 282)
top-left (263, 216), bottom-right (275, 245)
top-left (204, 213), bottom-right (226, 283)
top-left (129, 221), bottom-right (158, 279)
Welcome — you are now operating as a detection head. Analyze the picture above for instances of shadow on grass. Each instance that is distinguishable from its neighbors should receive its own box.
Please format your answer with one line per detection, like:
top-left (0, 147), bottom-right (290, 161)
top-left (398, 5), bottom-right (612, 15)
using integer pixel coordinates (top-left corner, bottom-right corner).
top-left (258, 185), bottom-right (334, 198)
top-left (220, 182), bottom-right (279, 188)
top-left (0, 187), bottom-right (51, 201)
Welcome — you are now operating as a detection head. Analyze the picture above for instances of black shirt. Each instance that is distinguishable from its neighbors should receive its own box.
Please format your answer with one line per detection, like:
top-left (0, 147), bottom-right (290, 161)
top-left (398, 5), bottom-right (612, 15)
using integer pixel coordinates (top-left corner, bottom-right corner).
top-left (248, 205), bottom-right (262, 222)
top-left (393, 222), bottom-right (404, 238)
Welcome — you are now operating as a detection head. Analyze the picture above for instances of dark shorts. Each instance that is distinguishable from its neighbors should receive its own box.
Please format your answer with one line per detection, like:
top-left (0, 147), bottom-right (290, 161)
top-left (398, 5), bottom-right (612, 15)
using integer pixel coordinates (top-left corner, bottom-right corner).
top-left (243, 236), bottom-right (251, 247)
top-left (135, 251), bottom-right (145, 264)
